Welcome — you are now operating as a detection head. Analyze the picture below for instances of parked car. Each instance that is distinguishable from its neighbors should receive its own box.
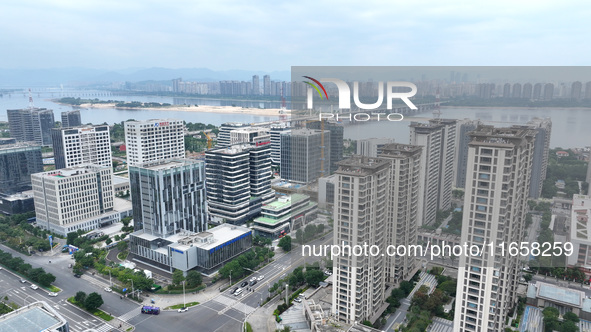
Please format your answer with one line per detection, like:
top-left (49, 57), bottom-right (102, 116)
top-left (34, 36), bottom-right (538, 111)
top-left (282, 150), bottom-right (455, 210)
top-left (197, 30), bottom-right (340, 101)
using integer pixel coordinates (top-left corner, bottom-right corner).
top-left (240, 281), bottom-right (248, 287)
top-left (20, 279), bottom-right (26, 283)
top-left (178, 307), bottom-right (188, 313)
top-left (294, 297), bottom-right (302, 303)
top-left (30, 284), bottom-right (38, 290)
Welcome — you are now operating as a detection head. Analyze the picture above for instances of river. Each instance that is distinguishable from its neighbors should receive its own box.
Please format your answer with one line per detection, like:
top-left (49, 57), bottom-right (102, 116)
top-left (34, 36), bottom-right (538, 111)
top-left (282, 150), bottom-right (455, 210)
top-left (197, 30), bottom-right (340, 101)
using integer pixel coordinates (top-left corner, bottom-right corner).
top-left (1, 90), bottom-right (589, 148)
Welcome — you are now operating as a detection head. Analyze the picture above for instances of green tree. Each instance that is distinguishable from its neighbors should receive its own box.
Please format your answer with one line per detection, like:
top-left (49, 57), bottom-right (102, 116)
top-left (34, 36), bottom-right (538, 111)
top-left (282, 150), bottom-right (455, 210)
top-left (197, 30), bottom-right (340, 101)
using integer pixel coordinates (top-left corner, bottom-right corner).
top-left (278, 236), bottom-right (292, 252)
top-left (172, 269), bottom-right (185, 286)
top-left (186, 270), bottom-right (202, 287)
top-left (75, 291), bottom-right (87, 304)
top-left (105, 238), bottom-right (112, 245)
top-left (563, 311), bottom-right (579, 323)
top-left (38, 272), bottom-right (56, 287)
top-left (84, 292), bottom-right (104, 311)
top-left (116, 241), bottom-right (128, 251)
top-left (304, 269), bottom-right (325, 287)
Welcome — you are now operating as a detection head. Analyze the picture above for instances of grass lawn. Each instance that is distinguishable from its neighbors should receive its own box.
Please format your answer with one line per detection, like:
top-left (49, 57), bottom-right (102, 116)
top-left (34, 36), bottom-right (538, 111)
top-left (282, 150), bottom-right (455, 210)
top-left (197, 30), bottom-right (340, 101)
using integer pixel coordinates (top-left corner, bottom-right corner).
top-left (47, 285), bottom-right (61, 292)
top-left (117, 251), bottom-right (129, 261)
top-left (166, 301), bottom-right (200, 310)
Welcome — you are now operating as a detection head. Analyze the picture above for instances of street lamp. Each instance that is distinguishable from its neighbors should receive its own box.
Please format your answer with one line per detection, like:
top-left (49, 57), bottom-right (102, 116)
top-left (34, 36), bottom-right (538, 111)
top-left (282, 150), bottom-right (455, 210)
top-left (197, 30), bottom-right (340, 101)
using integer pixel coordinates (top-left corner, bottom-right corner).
top-left (182, 280), bottom-right (186, 309)
top-left (127, 279), bottom-right (134, 299)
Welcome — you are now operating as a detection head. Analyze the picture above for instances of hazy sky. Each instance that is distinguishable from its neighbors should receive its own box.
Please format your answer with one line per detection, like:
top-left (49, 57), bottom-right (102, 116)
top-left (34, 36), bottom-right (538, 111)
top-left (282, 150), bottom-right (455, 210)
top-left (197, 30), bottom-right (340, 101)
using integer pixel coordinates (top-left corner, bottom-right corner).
top-left (2, 0), bottom-right (590, 71)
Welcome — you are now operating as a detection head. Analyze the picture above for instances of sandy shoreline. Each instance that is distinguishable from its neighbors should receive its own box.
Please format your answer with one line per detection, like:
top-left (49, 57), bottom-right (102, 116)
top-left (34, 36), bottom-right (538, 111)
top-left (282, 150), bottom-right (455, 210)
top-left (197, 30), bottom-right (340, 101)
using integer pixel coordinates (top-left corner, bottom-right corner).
top-left (58, 102), bottom-right (289, 117)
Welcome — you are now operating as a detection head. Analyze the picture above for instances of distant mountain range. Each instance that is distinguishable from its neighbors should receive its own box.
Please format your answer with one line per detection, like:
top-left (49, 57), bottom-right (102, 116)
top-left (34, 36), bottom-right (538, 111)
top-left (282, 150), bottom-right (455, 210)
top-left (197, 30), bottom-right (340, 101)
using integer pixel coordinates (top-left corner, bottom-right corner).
top-left (0, 67), bottom-right (291, 87)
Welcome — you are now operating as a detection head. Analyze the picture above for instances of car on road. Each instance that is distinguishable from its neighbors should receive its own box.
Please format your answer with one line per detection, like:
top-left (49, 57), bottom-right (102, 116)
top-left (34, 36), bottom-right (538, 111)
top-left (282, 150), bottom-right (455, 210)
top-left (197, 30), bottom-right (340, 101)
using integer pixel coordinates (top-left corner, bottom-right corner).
top-left (249, 277), bottom-right (256, 282)
top-left (294, 297), bottom-right (302, 303)
top-left (257, 275), bottom-right (265, 281)
top-left (231, 287), bottom-right (238, 294)
top-left (20, 279), bottom-right (26, 283)
top-left (104, 287), bottom-right (112, 292)
top-left (178, 307), bottom-right (188, 313)
top-left (48, 292), bottom-right (58, 297)
top-left (250, 280), bottom-right (257, 286)
top-left (234, 288), bottom-right (243, 296)
top-left (30, 284), bottom-right (38, 290)
top-left (74, 274), bottom-right (81, 278)
top-left (240, 281), bottom-right (248, 287)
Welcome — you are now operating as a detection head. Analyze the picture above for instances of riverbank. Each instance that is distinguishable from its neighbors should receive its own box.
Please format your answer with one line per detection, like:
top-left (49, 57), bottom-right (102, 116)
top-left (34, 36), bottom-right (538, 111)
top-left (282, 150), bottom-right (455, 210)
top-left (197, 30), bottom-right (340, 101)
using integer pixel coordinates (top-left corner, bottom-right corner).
top-left (55, 102), bottom-right (288, 117)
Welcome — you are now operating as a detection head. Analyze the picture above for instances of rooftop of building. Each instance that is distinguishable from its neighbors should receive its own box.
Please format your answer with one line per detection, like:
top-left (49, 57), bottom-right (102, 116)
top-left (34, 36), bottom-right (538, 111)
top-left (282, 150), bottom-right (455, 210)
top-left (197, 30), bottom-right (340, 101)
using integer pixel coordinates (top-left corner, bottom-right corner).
top-left (0, 142), bottom-right (41, 152)
top-left (0, 301), bottom-right (67, 332)
top-left (379, 143), bottom-right (423, 156)
top-left (207, 143), bottom-right (252, 155)
top-left (230, 127), bottom-right (268, 134)
top-left (0, 190), bottom-right (34, 201)
top-left (112, 175), bottom-right (130, 186)
top-left (169, 226), bottom-right (249, 251)
top-left (284, 128), bottom-right (328, 136)
top-left (35, 164), bottom-right (109, 178)
top-left (125, 118), bottom-right (182, 124)
top-left (135, 224), bottom-right (251, 252)
top-left (468, 125), bottom-right (536, 145)
top-left (221, 122), bottom-right (249, 127)
top-left (133, 158), bottom-right (203, 171)
top-left (336, 155), bottom-right (390, 175)
top-left (533, 281), bottom-right (584, 307)
top-left (570, 194), bottom-right (591, 241)
top-left (113, 197), bottom-right (132, 212)
top-left (263, 194), bottom-right (308, 211)
top-left (7, 107), bottom-right (52, 113)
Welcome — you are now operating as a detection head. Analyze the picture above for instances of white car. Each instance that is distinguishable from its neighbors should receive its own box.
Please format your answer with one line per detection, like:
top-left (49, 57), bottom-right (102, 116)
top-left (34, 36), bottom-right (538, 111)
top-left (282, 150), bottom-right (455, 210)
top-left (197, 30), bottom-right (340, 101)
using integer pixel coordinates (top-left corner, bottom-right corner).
top-left (104, 287), bottom-right (112, 292)
top-left (294, 297), bottom-right (302, 303)
top-left (249, 277), bottom-right (257, 282)
top-left (47, 292), bottom-right (58, 297)
top-left (20, 279), bottom-right (27, 283)
top-left (257, 275), bottom-right (265, 281)
top-left (30, 284), bottom-right (38, 290)
top-left (178, 307), bottom-right (188, 313)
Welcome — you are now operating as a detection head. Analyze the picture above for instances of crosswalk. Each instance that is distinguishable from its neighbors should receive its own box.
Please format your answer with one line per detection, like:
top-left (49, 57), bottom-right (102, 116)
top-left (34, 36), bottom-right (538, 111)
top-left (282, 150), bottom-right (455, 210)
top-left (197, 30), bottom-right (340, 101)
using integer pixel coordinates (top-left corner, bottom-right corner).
top-left (82, 324), bottom-right (114, 332)
top-left (118, 307), bottom-right (141, 322)
top-left (80, 274), bottom-right (111, 289)
top-left (212, 293), bottom-right (256, 315)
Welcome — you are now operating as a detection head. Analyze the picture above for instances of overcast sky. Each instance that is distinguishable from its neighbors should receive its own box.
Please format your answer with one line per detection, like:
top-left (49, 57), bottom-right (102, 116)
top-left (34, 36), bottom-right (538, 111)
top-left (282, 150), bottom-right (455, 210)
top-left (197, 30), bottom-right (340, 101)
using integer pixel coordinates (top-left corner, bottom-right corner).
top-left (2, 0), bottom-right (590, 71)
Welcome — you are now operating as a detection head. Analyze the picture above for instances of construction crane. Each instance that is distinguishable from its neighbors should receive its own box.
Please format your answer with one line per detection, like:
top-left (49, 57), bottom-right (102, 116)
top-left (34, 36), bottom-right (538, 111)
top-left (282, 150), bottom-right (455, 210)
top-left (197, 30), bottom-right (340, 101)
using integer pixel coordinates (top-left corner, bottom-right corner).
top-left (203, 132), bottom-right (213, 150)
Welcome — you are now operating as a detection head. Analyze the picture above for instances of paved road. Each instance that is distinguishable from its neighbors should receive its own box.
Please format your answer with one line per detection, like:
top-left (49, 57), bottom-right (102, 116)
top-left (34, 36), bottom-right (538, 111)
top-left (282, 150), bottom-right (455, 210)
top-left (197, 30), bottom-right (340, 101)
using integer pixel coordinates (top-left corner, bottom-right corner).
top-left (127, 233), bottom-right (333, 332)
top-left (0, 243), bottom-right (139, 330)
top-left (0, 267), bottom-right (118, 332)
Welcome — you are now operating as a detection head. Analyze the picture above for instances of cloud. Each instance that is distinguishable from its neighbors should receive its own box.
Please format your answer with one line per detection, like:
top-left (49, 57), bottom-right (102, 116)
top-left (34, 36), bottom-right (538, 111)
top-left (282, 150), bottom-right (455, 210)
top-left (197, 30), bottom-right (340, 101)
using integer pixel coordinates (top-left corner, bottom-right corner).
top-left (0, 0), bottom-right (590, 71)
